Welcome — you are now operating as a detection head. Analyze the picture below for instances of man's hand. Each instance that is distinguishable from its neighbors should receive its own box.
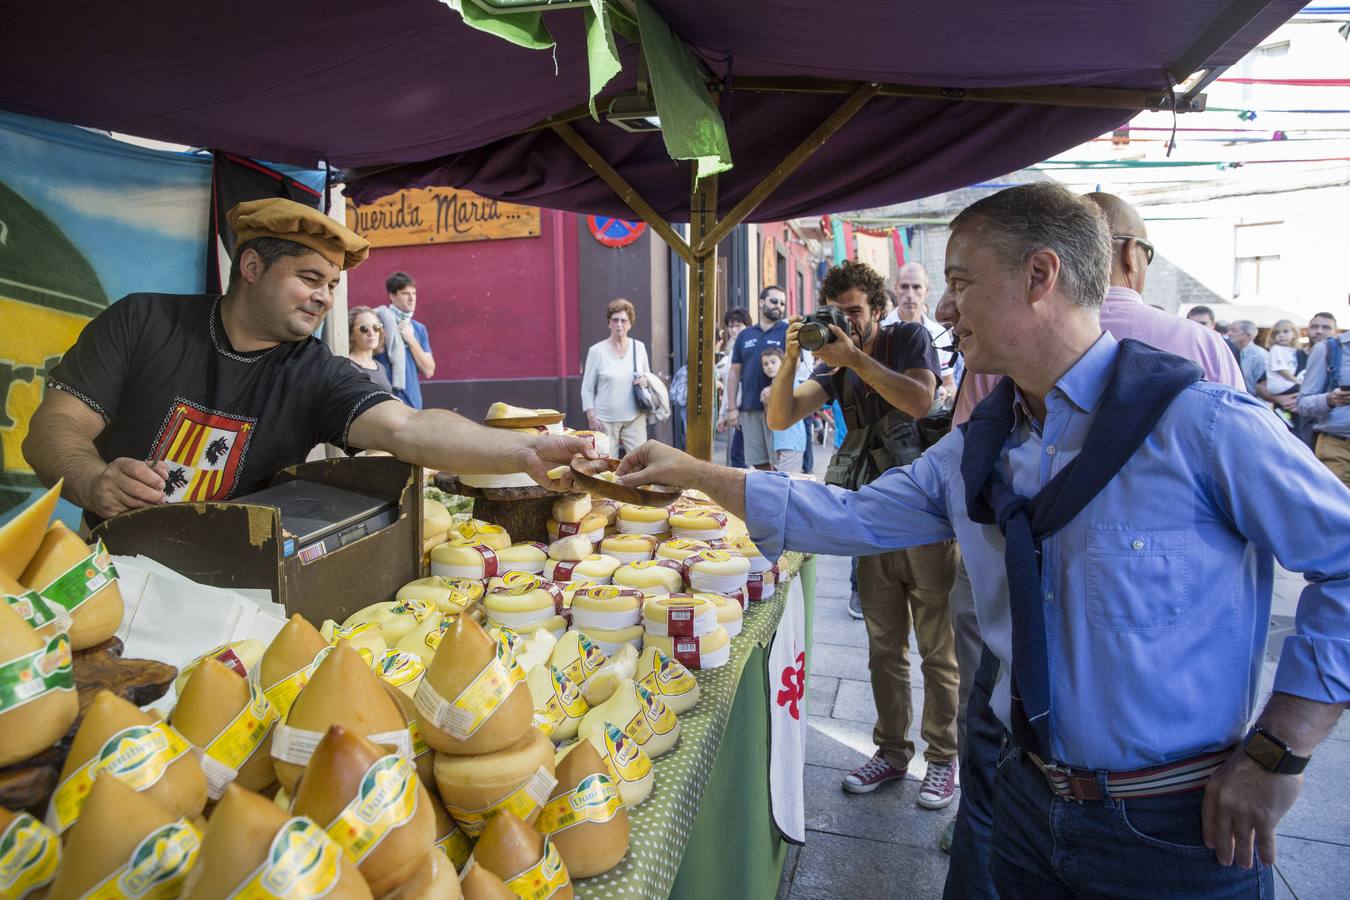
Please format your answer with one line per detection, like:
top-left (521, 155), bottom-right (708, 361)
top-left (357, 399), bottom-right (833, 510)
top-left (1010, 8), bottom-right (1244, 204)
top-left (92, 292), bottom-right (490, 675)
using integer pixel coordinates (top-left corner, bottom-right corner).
top-left (585, 410), bottom-right (603, 431)
top-left (1202, 750), bottom-right (1301, 868)
top-left (784, 316), bottom-right (804, 362)
top-left (520, 434), bottom-right (598, 491)
top-left (1274, 394), bottom-right (1297, 412)
top-left (84, 458), bottom-right (170, 519)
top-left (716, 414), bottom-right (727, 434)
top-left (398, 321), bottom-right (416, 345)
top-left (1328, 388), bottom-right (1350, 408)
top-left (759, 387), bottom-right (772, 406)
top-left (811, 324), bottom-right (863, 370)
top-left (727, 408), bottom-right (740, 428)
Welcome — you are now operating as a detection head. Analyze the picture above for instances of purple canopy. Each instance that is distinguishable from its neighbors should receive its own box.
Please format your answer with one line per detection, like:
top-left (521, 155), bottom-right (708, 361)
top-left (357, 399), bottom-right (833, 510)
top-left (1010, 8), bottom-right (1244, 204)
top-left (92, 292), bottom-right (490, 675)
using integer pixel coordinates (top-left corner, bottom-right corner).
top-left (0, 0), bottom-right (1303, 220)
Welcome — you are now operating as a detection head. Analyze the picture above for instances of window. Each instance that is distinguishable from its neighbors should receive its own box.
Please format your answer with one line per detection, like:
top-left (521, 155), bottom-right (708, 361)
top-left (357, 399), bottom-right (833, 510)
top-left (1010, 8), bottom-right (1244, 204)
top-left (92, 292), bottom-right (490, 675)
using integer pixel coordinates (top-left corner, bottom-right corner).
top-left (1233, 221), bottom-right (1283, 299)
top-left (1257, 41), bottom-right (1290, 58)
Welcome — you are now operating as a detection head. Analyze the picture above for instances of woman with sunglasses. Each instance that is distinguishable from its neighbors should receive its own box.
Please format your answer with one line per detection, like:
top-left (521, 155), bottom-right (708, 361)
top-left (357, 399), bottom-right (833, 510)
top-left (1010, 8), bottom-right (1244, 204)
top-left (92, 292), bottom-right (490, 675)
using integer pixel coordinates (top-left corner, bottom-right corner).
top-left (348, 305), bottom-right (394, 394)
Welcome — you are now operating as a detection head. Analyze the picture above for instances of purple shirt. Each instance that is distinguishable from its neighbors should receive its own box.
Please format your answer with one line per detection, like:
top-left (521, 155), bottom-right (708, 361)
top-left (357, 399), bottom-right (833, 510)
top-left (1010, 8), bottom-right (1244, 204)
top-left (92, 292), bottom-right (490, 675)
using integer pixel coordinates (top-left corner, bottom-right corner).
top-left (954, 286), bottom-right (1246, 425)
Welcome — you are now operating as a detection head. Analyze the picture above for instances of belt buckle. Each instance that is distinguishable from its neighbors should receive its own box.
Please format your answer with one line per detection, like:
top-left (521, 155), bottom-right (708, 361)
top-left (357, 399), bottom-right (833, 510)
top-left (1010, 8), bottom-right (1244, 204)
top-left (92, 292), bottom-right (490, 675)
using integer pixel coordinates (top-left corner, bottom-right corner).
top-left (1040, 759), bottom-right (1103, 803)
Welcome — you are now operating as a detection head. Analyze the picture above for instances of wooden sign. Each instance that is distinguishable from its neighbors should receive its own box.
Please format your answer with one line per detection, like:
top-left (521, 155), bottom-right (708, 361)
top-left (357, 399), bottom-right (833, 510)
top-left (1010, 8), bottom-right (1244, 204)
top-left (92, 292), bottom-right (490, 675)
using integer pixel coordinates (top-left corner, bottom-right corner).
top-left (345, 187), bottom-right (540, 248)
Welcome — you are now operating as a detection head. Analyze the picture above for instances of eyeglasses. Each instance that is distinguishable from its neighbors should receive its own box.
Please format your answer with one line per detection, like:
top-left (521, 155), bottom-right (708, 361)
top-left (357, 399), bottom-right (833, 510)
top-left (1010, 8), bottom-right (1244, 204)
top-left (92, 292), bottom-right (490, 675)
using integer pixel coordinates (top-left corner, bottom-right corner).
top-left (609, 316), bottom-right (629, 324)
top-left (1113, 235), bottom-right (1155, 266)
top-left (357, 323), bottom-right (382, 335)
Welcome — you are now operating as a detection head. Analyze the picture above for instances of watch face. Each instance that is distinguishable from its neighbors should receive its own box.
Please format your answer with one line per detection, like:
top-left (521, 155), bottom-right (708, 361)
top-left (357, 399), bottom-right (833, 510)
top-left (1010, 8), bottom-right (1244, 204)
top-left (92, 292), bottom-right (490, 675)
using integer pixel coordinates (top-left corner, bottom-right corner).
top-left (1247, 732), bottom-right (1286, 770)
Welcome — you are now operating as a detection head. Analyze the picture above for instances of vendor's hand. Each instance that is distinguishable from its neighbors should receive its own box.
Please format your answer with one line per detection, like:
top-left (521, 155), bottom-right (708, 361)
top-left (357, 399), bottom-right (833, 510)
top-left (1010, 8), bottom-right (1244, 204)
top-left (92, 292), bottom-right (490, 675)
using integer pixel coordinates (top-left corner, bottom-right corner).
top-left (522, 434), bottom-right (598, 491)
top-left (812, 324), bottom-right (862, 370)
top-left (1202, 750), bottom-right (1301, 868)
top-left (87, 458), bottom-right (171, 519)
top-left (614, 440), bottom-right (703, 490)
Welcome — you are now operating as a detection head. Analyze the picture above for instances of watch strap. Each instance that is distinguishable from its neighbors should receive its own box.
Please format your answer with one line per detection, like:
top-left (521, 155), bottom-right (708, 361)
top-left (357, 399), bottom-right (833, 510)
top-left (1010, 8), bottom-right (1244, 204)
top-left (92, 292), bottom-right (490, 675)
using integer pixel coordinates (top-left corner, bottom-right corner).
top-left (1243, 726), bottom-right (1310, 775)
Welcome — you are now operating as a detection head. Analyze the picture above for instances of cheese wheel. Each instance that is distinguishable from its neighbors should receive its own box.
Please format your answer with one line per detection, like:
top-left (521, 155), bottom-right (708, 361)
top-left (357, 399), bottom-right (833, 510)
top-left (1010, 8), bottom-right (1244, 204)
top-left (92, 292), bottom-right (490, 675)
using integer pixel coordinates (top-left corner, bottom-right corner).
top-left (697, 592), bottom-right (744, 637)
top-left (641, 594), bottom-right (718, 637)
top-left (47, 773), bottom-right (198, 900)
top-left (614, 505), bottom-right (669, 535)
top-left (397, 576), bottom-right (484, 615)
top-left (181, 784), bottom-right (370, 900)
top-left (612, 560), bottom-right (683, 595)
top-left (654, 538), bottom-right (712, 563)
top-left (590, 499), bottom-right (621, 526)
top-left (573, 625), bottom-right (644, 657)
top-left (272, 641), bottom-right (408, 791)
top-left (290, 726), bottom-right (437, 896)
top-left (642, 627), bottom-right (732, 670)
top-left (546, 516), bottom-right (605, 545)
top-left (484, 573), bottom-right (563, 622)
top-left (634, 646), bottom-right (700, 715)
top-left (540, 741), bottom-right (629, 878)
top-left (415, 617), bottom-right (533, 756)
top-left (487, 612), bottom-right (567, 638)
top-left (598, 534), bottom-right (658, 564)
top-left (546, 535), bottom-right (593, 562)
top-left (453, 520), bottom-right (512, 550)
top-left (54, 690), bottom-right (207, 834)
top-left (0, 602), bottom-right (78, 768)
top-left (745, 565), bottom-right (779, 602)
top-left (724, 536), bottom-right (774, 573)
top-left (433, 728), bottom-right (557, 836)
top-left (683, 550), bottom-right (751, 594)
top-left (569, 586), bottom-right (644, 632)
top-left (170, 657), bottom-right (276, 797)
top-left (544, 555), bottom-right (620, 584)
top-left (0, 479), bottom-right (60, 577)
top-left (458, 472), bottom-right (537, 489)
top-left (20, 522), bottom-right (122, 651)
top-left (431, 543), bottom-right (504, 580)
top-left (668, 510), bottom-right (728, 541)
top-left (469, 811), bottom-right (573, 900)
top-left (551, 493), bottom-right (592, 524)
top-left (577, 678), bottom-right (679, 759)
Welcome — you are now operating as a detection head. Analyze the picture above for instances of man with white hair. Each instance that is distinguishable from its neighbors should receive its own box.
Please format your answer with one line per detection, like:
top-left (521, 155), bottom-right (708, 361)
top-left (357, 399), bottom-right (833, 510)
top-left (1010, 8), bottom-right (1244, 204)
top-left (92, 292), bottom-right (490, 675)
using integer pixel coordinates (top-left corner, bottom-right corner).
top-left (1230, 320), bottom-right (1269, 395)
top-left (884, 262), bottom-right (956, 399)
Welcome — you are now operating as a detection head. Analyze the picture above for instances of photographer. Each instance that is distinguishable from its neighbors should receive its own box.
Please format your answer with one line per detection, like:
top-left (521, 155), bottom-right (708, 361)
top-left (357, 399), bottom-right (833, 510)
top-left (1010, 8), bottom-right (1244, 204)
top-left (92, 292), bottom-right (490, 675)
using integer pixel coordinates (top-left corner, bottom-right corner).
top-left (765, 260), bottom-right (961, 808)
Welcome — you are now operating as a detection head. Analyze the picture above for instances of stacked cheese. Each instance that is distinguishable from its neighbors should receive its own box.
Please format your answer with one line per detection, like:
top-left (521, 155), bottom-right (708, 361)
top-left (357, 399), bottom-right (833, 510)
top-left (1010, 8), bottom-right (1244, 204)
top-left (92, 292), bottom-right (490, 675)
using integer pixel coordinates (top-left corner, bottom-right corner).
top-left (483, 573), bottom-right (567, 638)
top-left (723, 534), bottom-right (780, 601)
top-left (569, 585), bottom-right (645, 655)
top-left (640, 594), bottom-right (731, 670)
top-left (548, 492), bottom-right (607, 546)
top-left (615, 504), bottom-right (670, 536)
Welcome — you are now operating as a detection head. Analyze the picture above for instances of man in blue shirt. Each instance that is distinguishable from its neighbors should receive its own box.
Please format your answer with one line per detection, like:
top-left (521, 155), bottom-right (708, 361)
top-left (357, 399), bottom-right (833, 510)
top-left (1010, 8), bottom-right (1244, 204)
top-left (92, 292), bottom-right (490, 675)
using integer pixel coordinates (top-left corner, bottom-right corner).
top-left (727, 286), bottom-right (789, 470)
top-left (1297, 302), bottom-right (1350, 488)
top-left (375, 270), bottom-right (435, 408)
top-left (616, 185), bottom-right (1350, 898)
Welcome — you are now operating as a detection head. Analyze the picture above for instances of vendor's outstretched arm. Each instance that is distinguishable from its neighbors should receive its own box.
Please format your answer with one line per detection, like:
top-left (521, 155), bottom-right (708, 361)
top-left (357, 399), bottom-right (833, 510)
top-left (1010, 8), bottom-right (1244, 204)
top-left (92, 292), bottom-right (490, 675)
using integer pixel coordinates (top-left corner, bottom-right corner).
top-left (348, 400), bottom-right (595, 488)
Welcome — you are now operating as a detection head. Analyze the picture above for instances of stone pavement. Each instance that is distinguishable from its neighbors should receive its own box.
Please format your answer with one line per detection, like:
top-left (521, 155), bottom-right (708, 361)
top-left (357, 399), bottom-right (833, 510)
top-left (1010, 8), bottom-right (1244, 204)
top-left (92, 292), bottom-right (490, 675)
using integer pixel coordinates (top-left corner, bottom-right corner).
top-left (775, 552), bottom-right (1349, 899)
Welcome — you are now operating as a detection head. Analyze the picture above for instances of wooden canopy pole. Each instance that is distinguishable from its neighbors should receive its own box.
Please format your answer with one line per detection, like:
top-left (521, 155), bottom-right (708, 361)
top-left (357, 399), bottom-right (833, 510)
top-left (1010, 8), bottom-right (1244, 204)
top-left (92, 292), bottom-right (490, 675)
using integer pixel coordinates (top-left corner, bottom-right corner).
top-left (685, 172), bottom-right (719, 461)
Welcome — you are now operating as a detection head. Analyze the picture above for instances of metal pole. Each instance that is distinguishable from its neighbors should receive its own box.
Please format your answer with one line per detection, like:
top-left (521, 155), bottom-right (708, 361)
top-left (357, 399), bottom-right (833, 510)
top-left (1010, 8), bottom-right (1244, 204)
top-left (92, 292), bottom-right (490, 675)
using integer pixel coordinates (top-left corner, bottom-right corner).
top-left (685, 171), bottom-right (719, 462)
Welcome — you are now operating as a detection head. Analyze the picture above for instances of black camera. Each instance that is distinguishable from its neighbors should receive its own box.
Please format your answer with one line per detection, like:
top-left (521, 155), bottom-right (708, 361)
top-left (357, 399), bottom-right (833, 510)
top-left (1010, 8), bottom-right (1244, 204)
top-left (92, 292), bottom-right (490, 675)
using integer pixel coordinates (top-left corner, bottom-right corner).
top-left (797, 306), bottom-right (850, 352)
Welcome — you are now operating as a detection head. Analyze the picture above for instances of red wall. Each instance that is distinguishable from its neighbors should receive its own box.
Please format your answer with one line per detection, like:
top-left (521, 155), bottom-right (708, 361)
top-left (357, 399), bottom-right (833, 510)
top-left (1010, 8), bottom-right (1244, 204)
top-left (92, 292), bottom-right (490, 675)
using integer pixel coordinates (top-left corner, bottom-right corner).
top-left (347, 210), bottom-right (580, 382)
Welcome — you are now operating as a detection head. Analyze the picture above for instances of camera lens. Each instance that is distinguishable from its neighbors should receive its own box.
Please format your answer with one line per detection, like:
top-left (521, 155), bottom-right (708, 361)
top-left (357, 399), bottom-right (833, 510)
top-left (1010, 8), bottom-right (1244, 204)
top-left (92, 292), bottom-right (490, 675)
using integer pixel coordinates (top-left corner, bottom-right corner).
top-left (798, 323), bottom-right (829, 352)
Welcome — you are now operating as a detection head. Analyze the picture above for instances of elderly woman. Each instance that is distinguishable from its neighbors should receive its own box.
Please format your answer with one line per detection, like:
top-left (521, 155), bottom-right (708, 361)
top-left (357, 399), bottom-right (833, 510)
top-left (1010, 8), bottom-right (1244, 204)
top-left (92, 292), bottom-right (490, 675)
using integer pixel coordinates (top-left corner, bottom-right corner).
top-left (347, 305), bottom-right (394, 394)
top-left (581, 298), bottom-right (652, 455)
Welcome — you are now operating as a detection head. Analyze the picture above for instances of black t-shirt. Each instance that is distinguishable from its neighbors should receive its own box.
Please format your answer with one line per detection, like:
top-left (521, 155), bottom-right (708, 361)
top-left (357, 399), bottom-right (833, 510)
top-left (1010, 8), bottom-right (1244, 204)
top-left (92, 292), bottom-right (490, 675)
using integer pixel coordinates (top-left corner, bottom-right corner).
top-left (48, 293), bottom-right (393, 510)
top-left (811, 321), bottom-right (940, 411)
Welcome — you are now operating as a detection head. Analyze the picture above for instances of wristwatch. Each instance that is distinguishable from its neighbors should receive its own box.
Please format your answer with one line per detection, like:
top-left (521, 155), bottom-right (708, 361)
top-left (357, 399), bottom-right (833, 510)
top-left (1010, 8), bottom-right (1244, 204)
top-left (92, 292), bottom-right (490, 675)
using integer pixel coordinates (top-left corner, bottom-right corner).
top-left (1242, 726), bottom-right (1311, 775)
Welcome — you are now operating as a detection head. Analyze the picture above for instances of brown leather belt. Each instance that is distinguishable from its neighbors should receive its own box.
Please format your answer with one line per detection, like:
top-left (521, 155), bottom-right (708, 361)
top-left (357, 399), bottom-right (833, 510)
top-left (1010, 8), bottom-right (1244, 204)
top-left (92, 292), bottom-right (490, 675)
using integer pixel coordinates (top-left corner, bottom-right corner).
top-left (1024, 747), bottom-right (1232, 802)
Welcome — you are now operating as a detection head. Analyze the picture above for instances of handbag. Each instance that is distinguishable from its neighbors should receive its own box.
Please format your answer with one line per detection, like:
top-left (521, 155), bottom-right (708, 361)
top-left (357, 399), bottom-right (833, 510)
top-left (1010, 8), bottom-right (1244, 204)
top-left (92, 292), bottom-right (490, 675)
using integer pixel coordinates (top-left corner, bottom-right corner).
top-left (632, 341), bottom-right (658, 413)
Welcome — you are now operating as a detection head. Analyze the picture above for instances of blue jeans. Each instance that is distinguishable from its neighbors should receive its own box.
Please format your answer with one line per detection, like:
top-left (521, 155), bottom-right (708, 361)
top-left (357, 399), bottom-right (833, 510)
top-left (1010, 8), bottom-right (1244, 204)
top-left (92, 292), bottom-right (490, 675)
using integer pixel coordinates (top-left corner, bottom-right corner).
top-left (802, 419), bottom-right (815, 473)
top-left (729, 426), bottom-right (745, 468)
top-left (671, 403), bottom-right (686, 451)
top-left (944, 647), bottom-right (1001, 900)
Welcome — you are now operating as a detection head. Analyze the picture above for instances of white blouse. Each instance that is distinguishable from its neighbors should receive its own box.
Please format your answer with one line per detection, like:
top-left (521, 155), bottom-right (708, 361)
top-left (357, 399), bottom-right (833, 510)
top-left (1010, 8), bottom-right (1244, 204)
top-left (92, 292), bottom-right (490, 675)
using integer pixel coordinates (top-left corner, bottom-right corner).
top-left (581, 339), bottom-right (651, 422)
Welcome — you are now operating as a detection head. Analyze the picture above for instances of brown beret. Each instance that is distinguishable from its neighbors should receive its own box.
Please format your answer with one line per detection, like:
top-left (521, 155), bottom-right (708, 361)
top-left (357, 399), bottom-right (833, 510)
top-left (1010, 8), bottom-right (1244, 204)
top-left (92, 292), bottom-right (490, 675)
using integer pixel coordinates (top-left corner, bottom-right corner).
top-left (228, 198), bottom-right (370, 271)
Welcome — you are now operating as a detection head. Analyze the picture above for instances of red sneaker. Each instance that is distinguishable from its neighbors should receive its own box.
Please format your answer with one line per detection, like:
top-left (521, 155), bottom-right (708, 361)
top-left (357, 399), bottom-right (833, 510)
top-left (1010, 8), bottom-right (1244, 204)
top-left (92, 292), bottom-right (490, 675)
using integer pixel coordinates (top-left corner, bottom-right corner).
top-left (842, 751), bottom-right (906, 794)
top-left (917, 759), bottom-right (958, 809)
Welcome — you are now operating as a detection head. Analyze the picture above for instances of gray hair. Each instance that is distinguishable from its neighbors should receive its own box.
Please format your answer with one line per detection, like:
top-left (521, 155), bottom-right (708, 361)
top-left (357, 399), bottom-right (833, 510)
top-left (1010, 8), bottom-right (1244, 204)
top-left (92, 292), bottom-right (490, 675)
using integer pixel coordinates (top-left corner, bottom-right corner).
top-left (949, 183), bottom-right (1111, 310)
top-left (1231, 319), bottom-right (1259, 337)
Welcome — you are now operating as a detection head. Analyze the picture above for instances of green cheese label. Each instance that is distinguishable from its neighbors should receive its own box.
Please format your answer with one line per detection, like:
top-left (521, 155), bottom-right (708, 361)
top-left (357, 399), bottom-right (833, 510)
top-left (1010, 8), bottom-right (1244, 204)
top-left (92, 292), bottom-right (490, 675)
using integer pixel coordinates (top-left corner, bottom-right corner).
top-left (36, 540), bottom-right (117, 616)
top-left (0, 634), bottom-right (74, 715)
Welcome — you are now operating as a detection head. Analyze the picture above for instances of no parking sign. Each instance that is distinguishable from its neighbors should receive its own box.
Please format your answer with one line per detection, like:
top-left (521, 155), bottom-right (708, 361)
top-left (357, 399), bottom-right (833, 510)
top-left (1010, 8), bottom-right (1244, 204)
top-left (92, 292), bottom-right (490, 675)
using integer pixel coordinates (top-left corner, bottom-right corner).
top-left (587, 215), bottom-right (647, 248)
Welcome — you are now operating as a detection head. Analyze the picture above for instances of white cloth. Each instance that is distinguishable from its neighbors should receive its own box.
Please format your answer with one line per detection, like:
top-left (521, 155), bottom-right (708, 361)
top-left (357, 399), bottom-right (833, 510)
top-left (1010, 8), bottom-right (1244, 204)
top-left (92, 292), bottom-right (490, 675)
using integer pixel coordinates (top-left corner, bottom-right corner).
top-left (581, 339), bottom-right (651, 423)
top-left (1267, 344), bottom-right (1301, 395)
top-left (375, 305), bottom-right (407, 391)
top-left (768, 575), bottom-right (807, 843)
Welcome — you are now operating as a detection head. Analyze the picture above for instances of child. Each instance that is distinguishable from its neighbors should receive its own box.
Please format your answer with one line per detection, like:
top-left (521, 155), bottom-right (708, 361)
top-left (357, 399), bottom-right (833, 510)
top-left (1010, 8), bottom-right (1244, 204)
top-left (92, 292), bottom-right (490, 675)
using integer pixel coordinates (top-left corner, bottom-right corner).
top-left (758, 346), bottom-right (806, 472)
top-left (1264, 319), bottom-right (1303, 420)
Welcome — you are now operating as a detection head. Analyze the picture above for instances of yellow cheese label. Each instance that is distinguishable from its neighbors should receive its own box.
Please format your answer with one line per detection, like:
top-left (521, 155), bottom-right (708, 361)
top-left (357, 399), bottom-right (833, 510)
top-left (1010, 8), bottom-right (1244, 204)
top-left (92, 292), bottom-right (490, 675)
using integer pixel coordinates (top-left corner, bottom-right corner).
top-left (496, 572), bottom-right (545, 595)
top-left (530, 695), bottom-right (565, 737)
top-left (559, 632), bottom-right (607, 685)
top-left (599, 722), bottom-right (652, 785)
top-left (635, 681), bottom-right (678, 735)
top-left (457, 521), bottom-right (505, 540)
top-left (535, 773), bottom-right (623, 835)
top-left (83, 819), bottom-right (200, 899)
top-left (551, 666), bottom-right (588, 717)
top-left (35, 540), bottom-right (117, 616)
top-left (258, 646), bottom-right (327, 720)
top-left (444, 766), bottom-right (557, 838)
top-left (0, 812), bottom-right (60, 897)
top-left (639, 649), bottom-right (698, 700)
top-left (503, 838), bottom-right (570, 900)
top-left (408, 718), bottom-right (430, 757)
top-left (434, 823), bottom-right (472, 869)
top-left (325, 755), bottom-right (419, 864)
top-left (205, 675), bottom-right (278, 775)
top-left (375, 649), bottom-right (426, 688)
top-left (229, 817), bottom-right (343, 899)
top-left (50, 722), bottom-right (193, 834)
top-left (390, 598), bottom-right (437, 623)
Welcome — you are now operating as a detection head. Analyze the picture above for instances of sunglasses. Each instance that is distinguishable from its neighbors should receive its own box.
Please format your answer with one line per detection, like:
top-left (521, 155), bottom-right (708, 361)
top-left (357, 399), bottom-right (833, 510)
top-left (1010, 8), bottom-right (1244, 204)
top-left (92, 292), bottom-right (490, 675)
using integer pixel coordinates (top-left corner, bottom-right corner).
top-left (357, 323), bottom-right (383, 335)
top-left (763, 296), bottom-right (785, 306)
top-left (1113, 235), bottom-right (1155, 266)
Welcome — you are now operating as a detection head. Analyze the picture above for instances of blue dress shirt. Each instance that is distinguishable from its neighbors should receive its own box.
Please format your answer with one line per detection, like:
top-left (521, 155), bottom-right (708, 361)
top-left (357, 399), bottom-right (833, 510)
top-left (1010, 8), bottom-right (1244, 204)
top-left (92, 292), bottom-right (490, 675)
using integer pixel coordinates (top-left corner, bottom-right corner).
top-left (747, 333), bottom-right (1350, 770)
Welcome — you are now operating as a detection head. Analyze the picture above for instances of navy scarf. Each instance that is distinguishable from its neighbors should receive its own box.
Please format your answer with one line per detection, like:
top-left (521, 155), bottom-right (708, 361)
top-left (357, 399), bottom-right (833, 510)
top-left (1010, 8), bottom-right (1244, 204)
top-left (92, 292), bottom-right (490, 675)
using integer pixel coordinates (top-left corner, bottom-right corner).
top-left (960, 338), bottom-right (1202, 757)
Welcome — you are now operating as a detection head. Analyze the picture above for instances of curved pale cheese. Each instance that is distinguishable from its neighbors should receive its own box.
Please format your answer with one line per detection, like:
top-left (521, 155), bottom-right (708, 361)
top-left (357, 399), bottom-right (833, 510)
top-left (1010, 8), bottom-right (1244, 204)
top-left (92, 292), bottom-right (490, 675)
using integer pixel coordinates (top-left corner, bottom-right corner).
top-left (395, 848), bottom-right (465, 900)
top-left (484, 574), bottom-right (563, 618)
top-left (641, 594), bottom-right (718, 638)
top-left (0, 602), bottom-right (78, 768)
top-left (546, 535), bottom-right (593, 562)
top-left (486, 402), bottom-right (536, 420)
top-left (397, 576), bottom-right (484, 615)
top-left (654, 538), bottom-right (712, 563)
top-left (423, 499), bottom-right (453, 540)
top-left (525, 665), bottom-right (588, 742)
top-left (573, 625), bottom-right (644, 658)
top-left (612, 560), bottom-right (683, 595)
top-left (544, 555), bottom-right (620, 584)
top-left (487, 611), bottom-right (565, 636)
top-left (683, 550), bottom-right (752, 594)
top-left (344, 599), bottom-right (440, 644)
top-left (432, 542), bottom-right (510, 580)
top-left (724, 536), bottom-right (773, 572)
top-left (0, 806), bottom-right (60, 898)
top-left (577, 678), bottom-right (679, 759)
top-left (642, 626), bottom-right (732, 670)
top-left (452, 520), bottom-right (512, 551)
top-left (598, 534), bottom-right (657, 565)
top-left (547, 631), bottom-right (607, 687)
top-left (433, 728), bottom-right (557, 836)
top-left (580, 721), bottom-right (653, 807)
top-left (540, 741), bottom-right (628, 878)
top-left (470, 811), bottom-right (573, 900)
top-left (744, 565), bottom-right (779, 602)
top-left (321, 619), bottom-right (389, 660)
top-left (634, 646), bottom-right (700, 714)
top-left (392, 614), bottom-right (453, 666)
top-left (20, 522), bottom-right (122, 651)
top-left (416, 617), bottom-right (533, 756)
top-left (551, 493), bottom-right (592, 524)
top-left (579, 643), bottom-right (638, 707)
top-left (697, 592), bottom-right (744, 637)
top-left (0, 480), bottom-right (60, 577)
top-left (458, 860), bottom-right (516, 899)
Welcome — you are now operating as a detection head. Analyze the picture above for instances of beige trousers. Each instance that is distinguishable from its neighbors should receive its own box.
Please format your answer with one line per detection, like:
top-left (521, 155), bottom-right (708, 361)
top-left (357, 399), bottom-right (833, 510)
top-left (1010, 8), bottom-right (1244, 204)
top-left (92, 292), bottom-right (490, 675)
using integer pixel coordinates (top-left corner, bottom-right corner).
top-left (600, 414), bottom-right (649, 455)
top-left (1315, 432), bottom-right (1350, 489)
top-left (857, 539), bottom-right (961, 769)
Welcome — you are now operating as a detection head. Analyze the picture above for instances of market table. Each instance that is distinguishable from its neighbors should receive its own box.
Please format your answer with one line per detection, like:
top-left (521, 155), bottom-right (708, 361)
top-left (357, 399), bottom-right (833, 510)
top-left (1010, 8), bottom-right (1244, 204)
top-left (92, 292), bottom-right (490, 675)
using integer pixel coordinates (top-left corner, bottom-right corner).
top-left (575, 553), bottom-right (817, 899)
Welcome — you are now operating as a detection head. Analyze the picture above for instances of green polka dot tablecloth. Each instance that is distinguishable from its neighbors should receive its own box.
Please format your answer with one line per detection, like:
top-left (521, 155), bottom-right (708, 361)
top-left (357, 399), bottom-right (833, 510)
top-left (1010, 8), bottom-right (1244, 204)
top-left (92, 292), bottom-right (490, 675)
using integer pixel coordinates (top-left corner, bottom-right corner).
top-left (573, 551), bottom-right (805, 899)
